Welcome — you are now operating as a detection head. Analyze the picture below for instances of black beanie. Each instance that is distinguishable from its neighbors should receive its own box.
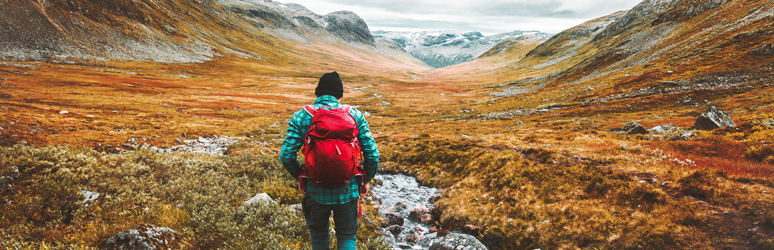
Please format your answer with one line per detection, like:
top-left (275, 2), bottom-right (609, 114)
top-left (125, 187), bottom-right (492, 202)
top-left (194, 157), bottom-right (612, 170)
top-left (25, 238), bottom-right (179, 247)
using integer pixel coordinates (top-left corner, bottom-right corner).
top-left (315, 71), bottom-right (343, 99)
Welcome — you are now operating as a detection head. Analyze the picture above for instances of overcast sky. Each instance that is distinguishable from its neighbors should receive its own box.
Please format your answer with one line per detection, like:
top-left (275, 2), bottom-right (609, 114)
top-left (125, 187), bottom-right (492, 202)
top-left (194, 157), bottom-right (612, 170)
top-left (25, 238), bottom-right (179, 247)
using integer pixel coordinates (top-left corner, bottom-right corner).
top-left (280, 0), bottom-right (643, 35)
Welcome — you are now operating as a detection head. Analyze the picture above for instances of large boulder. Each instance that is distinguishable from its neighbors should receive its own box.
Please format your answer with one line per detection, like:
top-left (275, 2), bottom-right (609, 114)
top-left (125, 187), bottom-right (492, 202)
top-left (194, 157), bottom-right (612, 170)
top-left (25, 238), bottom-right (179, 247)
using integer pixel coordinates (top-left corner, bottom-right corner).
top-left (693, 106), bottom-right (735, 130)
top-left (104, 224), bottom-right (190, 250)
top-left (429, 232), bottom-right (488, 250)
top-left (236, 193), bottom-right (276, 221)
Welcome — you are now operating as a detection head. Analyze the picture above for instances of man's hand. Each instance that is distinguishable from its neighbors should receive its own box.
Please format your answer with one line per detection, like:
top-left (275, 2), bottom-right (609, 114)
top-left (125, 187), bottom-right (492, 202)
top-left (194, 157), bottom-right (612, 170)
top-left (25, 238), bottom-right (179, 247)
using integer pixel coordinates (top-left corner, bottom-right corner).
top-left (360, 182), bottom-right (370, 195)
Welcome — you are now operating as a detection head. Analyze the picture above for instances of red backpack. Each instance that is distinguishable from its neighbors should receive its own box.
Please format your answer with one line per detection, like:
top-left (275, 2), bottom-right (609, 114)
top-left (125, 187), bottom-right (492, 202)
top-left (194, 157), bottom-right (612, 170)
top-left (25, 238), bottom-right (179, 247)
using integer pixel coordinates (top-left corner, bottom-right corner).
top-left (300, 105), bottom-right (365, 189)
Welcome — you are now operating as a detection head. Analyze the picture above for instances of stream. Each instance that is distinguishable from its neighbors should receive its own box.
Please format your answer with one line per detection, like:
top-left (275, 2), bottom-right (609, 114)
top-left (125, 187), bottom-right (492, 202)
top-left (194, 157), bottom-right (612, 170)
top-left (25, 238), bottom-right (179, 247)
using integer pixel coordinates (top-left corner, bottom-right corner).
top-left (370, 174), bottom-right (440, 249)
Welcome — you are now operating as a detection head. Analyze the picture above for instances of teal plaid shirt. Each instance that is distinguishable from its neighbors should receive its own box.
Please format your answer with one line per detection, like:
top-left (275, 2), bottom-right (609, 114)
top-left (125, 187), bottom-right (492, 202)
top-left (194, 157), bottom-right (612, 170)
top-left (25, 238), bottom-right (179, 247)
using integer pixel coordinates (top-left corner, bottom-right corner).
top-left (280, 95), bottom-right (379, 205)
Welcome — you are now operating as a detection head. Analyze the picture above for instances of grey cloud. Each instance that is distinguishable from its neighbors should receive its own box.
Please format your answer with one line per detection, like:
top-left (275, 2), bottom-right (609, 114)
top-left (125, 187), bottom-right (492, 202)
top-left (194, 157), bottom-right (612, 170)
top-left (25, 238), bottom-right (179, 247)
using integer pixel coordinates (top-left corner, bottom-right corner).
top-left (316, 0), bottom-right (636, 18)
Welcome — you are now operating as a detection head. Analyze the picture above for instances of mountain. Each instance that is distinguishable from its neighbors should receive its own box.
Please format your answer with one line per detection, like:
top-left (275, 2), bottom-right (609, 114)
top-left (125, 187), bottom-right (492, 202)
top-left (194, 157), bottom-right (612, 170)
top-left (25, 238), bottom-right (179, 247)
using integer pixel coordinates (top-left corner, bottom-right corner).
top-left (0, 0), bottom-right (426, 71)
top-left (373, 30), bottom-right (553, 68)
top-left (471, 0), bottom-right (774, 109)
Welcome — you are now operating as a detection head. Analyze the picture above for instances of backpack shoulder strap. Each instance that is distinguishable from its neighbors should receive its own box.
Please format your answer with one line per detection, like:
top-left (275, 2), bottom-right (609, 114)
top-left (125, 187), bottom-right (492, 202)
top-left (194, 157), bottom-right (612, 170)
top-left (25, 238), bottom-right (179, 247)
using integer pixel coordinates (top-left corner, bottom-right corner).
top-left (303, 105), bottom-right (317, 116)
top-left (340, 105), bottom-right (353, 113)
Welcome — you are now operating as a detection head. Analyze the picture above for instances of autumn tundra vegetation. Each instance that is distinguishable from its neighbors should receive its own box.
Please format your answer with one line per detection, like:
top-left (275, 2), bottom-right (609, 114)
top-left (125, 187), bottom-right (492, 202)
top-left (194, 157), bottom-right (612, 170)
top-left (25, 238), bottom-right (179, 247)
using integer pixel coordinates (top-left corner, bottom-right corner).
top-left (1, 0), bottom-right (774, 249)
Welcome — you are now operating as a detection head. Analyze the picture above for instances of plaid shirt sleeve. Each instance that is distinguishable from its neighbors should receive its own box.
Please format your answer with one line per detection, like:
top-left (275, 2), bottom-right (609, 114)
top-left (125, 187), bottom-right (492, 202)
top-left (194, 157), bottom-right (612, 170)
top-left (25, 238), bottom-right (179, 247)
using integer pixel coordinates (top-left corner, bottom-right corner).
top-left (279, 109), bottom-right (309, 179)
top-left (350, 108), bottom-right (379, 182)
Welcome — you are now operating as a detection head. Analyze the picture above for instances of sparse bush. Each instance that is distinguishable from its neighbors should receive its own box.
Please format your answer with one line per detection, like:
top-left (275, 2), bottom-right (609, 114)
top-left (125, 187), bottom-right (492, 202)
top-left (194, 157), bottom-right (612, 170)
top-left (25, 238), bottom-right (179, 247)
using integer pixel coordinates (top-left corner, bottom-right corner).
top-left (0, 145), bottom-right (388, 249)
top-left (678, 169), bottom-right (726, 200)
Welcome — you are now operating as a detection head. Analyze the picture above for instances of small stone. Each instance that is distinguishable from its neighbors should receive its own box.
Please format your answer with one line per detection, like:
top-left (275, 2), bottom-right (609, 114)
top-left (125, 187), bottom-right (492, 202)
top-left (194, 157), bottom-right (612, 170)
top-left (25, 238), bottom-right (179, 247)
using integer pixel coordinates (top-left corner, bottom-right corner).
top-left (405, 233), bottom-right (422, 243)
top-left (386, 225), bottom-right (403, 237)
top-left (59, 110), bottom-right (69, 114)
top-left (287, 203), bottom-right (303, 214)
top-left (409, 205), bottom-right (430, 221)
top-left (421, 214), bottom-right (433, 225)
top-left (78, 190), bottom-right (99, 207)
top-left (175, 138), bottom-right (183, 144)
top-left (382, 212), bottom-right (405, 226)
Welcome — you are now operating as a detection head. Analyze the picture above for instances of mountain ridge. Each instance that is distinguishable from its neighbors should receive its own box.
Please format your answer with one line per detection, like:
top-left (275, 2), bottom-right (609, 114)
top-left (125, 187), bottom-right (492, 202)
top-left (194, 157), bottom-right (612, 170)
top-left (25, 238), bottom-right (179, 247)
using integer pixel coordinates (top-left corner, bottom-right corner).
top-left (373, 30), bottom-right (553, 68)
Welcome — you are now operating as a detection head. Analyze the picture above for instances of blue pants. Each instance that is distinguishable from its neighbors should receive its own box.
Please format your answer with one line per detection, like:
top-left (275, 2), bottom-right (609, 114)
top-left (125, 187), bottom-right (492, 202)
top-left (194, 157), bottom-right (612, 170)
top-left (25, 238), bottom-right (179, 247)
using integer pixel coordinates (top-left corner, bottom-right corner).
top-left (303, 195), bottom-right (359, 250)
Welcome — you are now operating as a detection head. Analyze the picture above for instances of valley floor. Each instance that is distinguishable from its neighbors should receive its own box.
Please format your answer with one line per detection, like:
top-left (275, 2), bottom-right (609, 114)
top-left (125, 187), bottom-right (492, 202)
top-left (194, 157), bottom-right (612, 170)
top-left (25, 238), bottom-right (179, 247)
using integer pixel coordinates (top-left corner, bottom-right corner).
top-left (1, 59), bottom-right (773, 249)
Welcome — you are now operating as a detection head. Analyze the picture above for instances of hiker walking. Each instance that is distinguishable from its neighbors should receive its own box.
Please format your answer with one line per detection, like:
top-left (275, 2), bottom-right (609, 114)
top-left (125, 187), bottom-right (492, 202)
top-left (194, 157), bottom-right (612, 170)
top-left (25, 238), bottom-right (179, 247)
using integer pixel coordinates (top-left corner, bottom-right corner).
top-left (280, 72), bottom-right (379, 250)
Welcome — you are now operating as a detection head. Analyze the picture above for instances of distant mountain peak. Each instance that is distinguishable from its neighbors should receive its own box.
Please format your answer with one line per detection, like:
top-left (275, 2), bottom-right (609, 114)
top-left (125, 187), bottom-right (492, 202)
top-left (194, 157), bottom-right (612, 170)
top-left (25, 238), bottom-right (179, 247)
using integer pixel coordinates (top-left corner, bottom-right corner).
top-left (373, 30), bottom-right (553, 68)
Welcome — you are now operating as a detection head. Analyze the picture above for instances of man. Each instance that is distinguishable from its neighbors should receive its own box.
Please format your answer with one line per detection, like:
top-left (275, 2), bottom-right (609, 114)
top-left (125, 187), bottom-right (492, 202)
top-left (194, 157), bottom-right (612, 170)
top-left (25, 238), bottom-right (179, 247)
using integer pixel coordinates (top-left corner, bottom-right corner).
top-left (280, 71), bottom-right (379, 250)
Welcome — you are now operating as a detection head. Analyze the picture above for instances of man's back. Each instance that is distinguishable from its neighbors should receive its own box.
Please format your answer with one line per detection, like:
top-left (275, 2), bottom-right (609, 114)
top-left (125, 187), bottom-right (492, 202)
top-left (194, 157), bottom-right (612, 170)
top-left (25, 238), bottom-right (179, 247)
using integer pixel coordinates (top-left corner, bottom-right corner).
top-left (278, 72), bottom-right (379, 250)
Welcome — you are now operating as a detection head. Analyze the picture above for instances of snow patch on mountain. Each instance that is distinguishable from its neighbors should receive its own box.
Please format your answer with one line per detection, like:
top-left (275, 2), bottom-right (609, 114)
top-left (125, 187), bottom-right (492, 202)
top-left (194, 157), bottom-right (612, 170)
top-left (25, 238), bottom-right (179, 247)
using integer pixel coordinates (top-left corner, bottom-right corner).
top-left (373, 30), bottom-right (553, 68)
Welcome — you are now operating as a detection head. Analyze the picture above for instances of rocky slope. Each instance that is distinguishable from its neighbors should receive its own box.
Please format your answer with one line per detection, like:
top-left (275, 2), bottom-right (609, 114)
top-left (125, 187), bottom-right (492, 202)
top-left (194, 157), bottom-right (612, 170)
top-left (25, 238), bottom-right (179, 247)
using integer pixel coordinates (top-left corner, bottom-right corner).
top-left (0, 0), bottom-right (391, 63)
top-left (486, 0), bottom-right (774, 104)
top-left (373, 30), bottom-right (553, 68)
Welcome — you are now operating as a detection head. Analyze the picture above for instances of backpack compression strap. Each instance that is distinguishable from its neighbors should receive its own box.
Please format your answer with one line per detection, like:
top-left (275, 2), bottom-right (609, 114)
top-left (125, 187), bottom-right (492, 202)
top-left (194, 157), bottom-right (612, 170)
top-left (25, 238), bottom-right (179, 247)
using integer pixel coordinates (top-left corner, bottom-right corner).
top-left (304, 105), bottom-right (354, 115)
top-left (303, 105), bottom-right (317, 116)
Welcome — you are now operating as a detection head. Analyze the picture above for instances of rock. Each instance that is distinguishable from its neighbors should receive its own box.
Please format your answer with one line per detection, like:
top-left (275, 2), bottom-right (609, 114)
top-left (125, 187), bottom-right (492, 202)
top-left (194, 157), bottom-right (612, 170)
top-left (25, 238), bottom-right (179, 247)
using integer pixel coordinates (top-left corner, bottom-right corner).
top-left (236, 193), bottom-right (275, 221)
top-left (693, 106), bottom-right (735, 130)
top-left (382, 212), bottom-right (405, 226)
top-left (122, 144), bottom-right (134, 149)
top-left (175, 138), bottom-right (183, 144)
top-left (79, 190), bottom-right (99, 207)
top-left (648, 124), bottom-right (680, 134)
top-left (59, 110), bottom-right (69, 114)
top-left (670, 131), bottom-right (696, 141)
top-left (239, 193), bottom-right (275, 210)
top-left (463, 224), bottom-right (484, 236)
top-left (617, 121), bottom-right (648, 134)
top-left (480, 232), bottom-right (503, 250)
top-left (386, 225), bottom-right (403, 237)
top-left (409, 205), bottom-right (430, 221)
top-left (429, 232), bottom-right (488, 250)
top-left (421, 213), bottom-right (434, 225)
top-left (104, 224), bottom-right (190, 250)
top-left (287, 203), bottom-right (303, 214)
top-left (389, 202), bottom-right (408, 213)
top-left (405, 232), bottom-right (423, 244)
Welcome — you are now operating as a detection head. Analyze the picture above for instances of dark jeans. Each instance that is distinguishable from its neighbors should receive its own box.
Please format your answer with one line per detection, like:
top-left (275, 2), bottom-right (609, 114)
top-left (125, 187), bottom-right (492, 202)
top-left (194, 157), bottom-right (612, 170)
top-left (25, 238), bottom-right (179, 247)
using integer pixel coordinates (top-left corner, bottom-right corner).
top-left (303, 195), bottom-right (359, 250)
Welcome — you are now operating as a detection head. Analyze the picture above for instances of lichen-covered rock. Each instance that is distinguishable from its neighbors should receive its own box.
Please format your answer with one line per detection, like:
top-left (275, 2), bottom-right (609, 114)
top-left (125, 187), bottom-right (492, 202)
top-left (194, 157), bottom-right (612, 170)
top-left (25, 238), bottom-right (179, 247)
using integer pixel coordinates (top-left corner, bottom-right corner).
top-left (429, 232), bottom-right (488, 250)
top-left (693, 106), bottom-right (735, 130)
top-left (648, 124), bottom-right (680, 134)
top-left (612, 121), bottom-right (648, 134)
top-left (235, 193), bottom-right (276, 221)
top-left (103, 224), bottom-right (190, 250)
